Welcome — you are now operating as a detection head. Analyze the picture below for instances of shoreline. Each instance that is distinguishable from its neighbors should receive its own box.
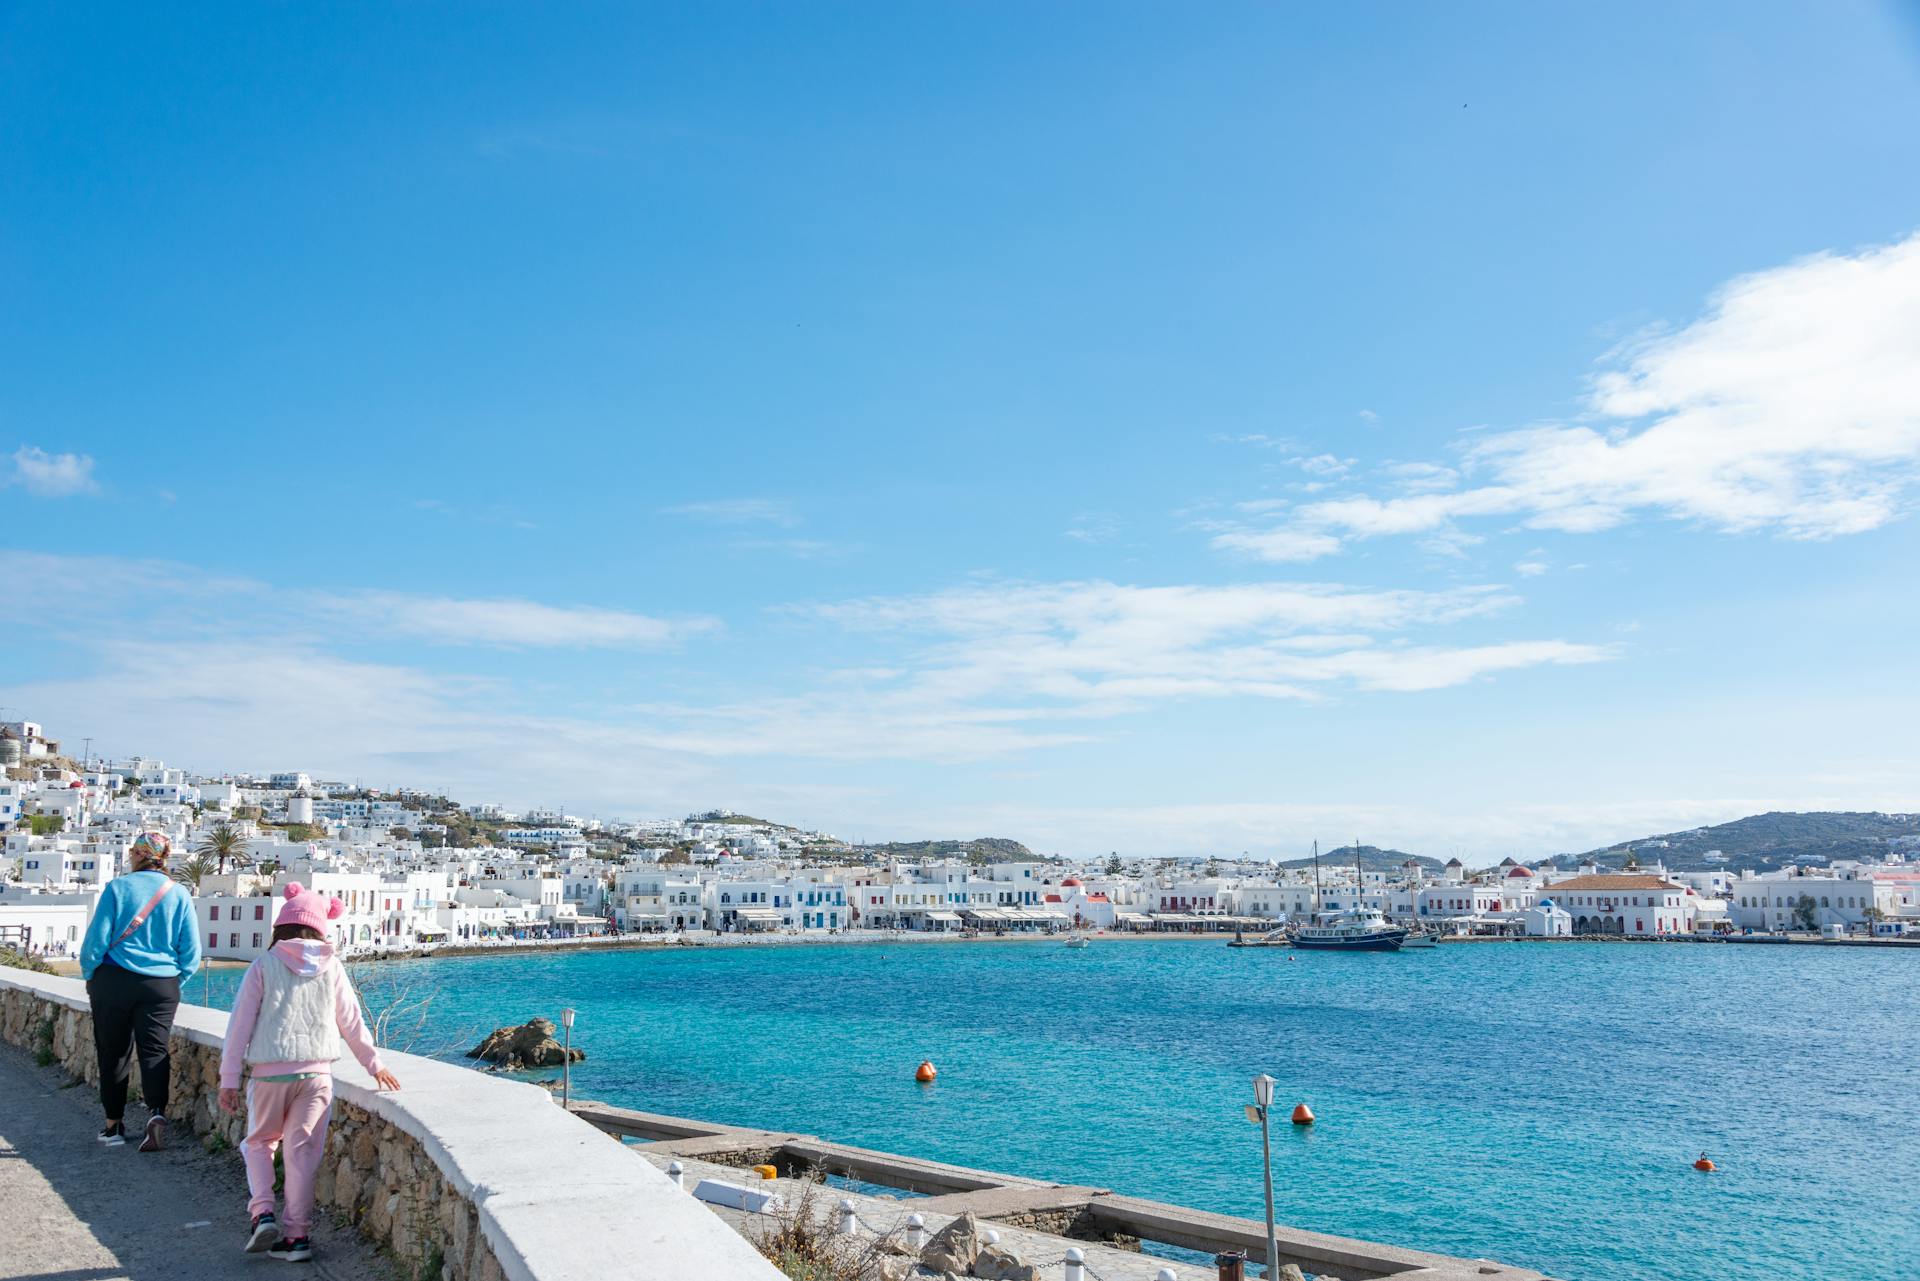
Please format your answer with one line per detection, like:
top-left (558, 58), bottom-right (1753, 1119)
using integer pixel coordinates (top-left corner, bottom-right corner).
top-left (307, 923), bottom-right (1920, 968)
top-left (36, 923), bottom-right (1912, 978)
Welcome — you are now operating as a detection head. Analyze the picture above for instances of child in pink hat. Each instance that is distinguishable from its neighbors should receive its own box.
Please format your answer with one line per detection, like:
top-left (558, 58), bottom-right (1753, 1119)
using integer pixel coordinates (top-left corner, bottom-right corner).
top-left (218, 884), bottom-right (402, 1262)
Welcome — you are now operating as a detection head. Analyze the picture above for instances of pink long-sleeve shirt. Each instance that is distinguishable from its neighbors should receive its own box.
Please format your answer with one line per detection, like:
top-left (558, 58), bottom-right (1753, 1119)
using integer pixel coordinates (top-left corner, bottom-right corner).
top-left (220, 940), bottom-right (387, 1089)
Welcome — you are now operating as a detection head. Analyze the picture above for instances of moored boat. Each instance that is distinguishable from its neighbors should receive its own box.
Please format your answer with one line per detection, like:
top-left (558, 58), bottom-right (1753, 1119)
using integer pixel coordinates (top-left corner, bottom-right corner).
top-left (1293, 906), bottom-right (1407, 951)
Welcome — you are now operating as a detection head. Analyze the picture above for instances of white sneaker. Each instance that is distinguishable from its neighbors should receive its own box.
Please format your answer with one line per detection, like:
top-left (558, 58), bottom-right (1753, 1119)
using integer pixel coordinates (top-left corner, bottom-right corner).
top-left (97, 1122), bottom-right (126, 1147)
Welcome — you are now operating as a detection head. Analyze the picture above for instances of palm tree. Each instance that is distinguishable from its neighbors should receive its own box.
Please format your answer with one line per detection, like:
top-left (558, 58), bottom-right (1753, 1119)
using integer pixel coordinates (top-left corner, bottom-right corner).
top-left (172, 852), bottom-right (217, 890)
top-left (195, 821), bottom-right (249, 876)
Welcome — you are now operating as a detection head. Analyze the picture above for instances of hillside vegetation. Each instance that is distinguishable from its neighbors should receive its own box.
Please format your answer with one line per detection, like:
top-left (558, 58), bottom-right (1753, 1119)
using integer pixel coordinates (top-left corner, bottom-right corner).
top-left (1578, 811), bottom-right (1920, 871)
top-left (862, 837), bottom-right (1035, 863)
top-left (1275, 844), bottom-right (1445, 872)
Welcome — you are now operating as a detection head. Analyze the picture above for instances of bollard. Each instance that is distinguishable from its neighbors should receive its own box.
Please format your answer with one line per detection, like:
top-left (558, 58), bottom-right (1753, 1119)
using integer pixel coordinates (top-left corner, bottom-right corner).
top-left (837, 1199), bottom-right (858, 1236)
top-left (906, 1213), bottom-right (927, 1250)
top-left (1064, 1247), bottom-right (1086, 1281)
top-left (667, 1160), bottom-right (684, 1190)
top-left (1216, 1250), bottom-right (1246, 1281)
top-left (984, 1229), bottom-right (1001, 1247)
top-left (1156, 1269), bottom-right (1179, 1281)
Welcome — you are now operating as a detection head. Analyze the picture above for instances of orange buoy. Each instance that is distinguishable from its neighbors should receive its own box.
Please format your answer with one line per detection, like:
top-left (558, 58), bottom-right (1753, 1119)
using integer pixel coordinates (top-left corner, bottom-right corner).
top-left (752, 1164), bottom-right (778, 1180)
top-left (1693, 1156), bottom-right (1715, 1172)
top-left (915, 1060), bottom-right (937, 1083)
top-left (1290, 1103), bottom-right (1315, 1126)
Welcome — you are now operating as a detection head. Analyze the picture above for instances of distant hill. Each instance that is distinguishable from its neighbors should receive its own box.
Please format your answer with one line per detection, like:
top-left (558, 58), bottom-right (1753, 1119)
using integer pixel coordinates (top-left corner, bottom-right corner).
top-left (1275, 844), bottom-right (1445, 872)
top-left (1577, 811), bottom-right (1920, 872)
top-left (863, 837), bottom-right (1035, 863)
top-left (695, 812), bottom-right (792, 829)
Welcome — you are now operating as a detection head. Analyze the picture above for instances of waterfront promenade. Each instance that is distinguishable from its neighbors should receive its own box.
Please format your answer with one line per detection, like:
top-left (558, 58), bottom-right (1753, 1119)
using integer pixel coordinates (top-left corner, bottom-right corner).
top-left (0, 1043), bottom-right (384, 1281)
top-left (0, 966), bottom-right (782, 1281)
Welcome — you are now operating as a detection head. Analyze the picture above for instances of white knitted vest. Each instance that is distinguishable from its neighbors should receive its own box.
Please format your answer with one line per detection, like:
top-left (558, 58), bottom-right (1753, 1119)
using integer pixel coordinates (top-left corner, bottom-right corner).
top-left (245, 959), bottom-right (340, 1065)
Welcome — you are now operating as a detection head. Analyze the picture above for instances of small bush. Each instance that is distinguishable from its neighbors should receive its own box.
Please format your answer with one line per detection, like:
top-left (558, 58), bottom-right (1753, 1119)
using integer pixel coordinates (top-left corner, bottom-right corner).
top-left (0, 945), bottom-right (55, 975)
top-left (752, 1178), bottom-right (906, 1281)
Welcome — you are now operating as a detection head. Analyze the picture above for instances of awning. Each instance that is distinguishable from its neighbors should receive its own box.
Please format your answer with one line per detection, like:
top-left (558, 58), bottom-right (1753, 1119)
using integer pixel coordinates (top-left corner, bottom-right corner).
top-left (926, 911), bottom-right (962, 922)
top-left (414, 926), bottom-right (450, 937)
top-left (738, 908), bottom-right (783, 921)
top-left (1114, 912), bottom-right (1150, 924)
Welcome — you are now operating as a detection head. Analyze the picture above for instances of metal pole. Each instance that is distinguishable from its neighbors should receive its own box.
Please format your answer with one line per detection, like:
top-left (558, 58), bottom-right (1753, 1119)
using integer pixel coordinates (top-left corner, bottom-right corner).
top-left (1260, 1106), bottom-right (1278, 1279)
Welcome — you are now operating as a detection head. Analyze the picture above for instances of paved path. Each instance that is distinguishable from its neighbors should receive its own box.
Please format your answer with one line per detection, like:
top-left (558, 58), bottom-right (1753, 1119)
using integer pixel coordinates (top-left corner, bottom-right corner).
top-left (0, 1044), bottom-right (386, 1281)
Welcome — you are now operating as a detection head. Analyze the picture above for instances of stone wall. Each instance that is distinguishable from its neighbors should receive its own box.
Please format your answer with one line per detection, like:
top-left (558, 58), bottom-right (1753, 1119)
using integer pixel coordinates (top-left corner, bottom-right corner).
top-left (0, 968), bottom-right (784, 1281)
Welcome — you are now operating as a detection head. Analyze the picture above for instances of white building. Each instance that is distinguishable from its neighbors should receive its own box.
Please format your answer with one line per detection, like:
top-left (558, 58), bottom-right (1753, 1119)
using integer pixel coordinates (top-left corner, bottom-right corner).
top-left (1541, 874), bottom-right (1692, 936)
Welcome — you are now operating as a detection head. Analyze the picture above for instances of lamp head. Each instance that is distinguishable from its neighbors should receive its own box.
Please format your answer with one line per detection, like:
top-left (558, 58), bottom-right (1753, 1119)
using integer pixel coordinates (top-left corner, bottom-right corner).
top-left (560, 1007), bottom-right (576, 1029)
top-left (1253, 1073), bottom-right (1276, 1108)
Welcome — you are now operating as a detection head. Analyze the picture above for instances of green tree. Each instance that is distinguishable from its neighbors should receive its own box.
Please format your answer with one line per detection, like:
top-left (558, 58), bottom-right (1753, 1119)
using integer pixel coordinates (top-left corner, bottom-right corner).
top-left (195, 820), bottom-right (249, 875)
top-left (1791, 894), bottom-right (1818, 932)
top-left (172, 852), bottom-right (217, 890)
top-left (1105, 853), bottom-right (1122, 875)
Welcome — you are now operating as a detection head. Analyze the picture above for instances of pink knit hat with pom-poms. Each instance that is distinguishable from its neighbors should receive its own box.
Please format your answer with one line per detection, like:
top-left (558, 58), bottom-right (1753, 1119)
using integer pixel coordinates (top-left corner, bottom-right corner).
top-left (275, 882), bottom-right (346, 933)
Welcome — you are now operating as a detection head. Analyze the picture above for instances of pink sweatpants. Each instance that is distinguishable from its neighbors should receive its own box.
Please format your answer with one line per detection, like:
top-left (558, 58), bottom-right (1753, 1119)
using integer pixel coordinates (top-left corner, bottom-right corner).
top-left (242, 1076), bottom-right (335, 1237)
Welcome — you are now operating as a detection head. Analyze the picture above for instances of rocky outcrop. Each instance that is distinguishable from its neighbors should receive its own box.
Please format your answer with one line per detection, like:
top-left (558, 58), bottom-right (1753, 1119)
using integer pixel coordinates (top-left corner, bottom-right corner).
top-left (920, 1211), bottom-right (982, 1274)
top-left (466, 1017), bottom-right (584, 1070)
top-left (916, 1211), bottom-right (1039, 1280)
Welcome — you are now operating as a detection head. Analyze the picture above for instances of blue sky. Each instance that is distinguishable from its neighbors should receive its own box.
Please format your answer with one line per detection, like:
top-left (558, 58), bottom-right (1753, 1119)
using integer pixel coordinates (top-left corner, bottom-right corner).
top-left (5, 3), bottom-right (1920, 859)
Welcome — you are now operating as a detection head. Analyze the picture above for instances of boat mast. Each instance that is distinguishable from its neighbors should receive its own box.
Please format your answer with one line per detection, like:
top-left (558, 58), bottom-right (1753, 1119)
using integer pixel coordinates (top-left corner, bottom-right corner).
top-left (1355, 838), bottom-right (1363, 915)
top-left (1312, 840), bottom-right (1322, 915)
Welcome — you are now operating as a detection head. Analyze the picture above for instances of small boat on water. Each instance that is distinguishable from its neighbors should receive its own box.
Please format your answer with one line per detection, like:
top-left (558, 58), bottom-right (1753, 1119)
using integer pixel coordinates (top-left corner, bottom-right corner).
top-left (1063, 934), bottom-right (1089, 949)
top-left (1399, 925), bottom-right (1438, 948)
top-left (1293, 906), bottom-right (1407, 951)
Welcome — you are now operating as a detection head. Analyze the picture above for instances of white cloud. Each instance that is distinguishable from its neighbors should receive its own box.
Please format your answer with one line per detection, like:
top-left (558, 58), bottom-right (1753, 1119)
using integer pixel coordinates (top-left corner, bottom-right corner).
top-left (1064, 513), bottom-right (1121, 545)
top-left (1211, 528), bottom-right (1345, 562)
top-left (663, 498), bottom-right (799, 526)
top-left (319, 592), bottom-right (720, 649)
top-left (1514, 559), bottom-right (1550, 577)
top-left (9, 445), bottom-right (99, 497)
top-left (0, 551), bottom-right (717, 651)
top-left (794, 578), bottom-right (1607, 725)
top-left (1219, 232), bottom-right (1920, 560)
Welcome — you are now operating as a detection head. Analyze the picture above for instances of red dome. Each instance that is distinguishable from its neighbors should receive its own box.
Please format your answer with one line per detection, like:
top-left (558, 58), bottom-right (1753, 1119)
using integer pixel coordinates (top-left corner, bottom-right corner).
top-left (70, 780), bottom-right (85, 788)
top-left (1061, 877), bottom-right (1082, 887)
top-left (1506, 865), bottom-right (1533, 878)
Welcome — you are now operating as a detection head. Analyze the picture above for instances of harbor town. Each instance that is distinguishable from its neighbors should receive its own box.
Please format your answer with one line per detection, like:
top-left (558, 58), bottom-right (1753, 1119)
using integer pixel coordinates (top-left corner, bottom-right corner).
top-left (7, 717), bottom-right (1919, 966)
top-left (9, 6), bottom-right (1920, 1277)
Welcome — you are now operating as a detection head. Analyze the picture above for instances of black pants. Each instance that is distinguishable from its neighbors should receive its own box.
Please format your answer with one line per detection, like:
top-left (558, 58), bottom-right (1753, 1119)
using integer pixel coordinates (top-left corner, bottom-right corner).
top-left (85, 961), bottom-right (181, 1121)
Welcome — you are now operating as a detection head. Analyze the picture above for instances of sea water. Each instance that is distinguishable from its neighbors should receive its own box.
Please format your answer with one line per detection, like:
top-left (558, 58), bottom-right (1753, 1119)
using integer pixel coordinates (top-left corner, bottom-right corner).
top-left (198, 939), bottom-right (1919, 1280)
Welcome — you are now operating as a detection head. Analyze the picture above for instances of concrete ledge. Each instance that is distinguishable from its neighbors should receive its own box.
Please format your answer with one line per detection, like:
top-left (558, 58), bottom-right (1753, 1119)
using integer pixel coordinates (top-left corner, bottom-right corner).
top-left (0, 968), bottom-right (782, 1281)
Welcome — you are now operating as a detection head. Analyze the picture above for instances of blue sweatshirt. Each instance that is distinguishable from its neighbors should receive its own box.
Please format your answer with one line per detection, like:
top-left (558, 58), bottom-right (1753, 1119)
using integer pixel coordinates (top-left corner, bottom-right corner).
top-left (79, 869), bottom-right (202, 981)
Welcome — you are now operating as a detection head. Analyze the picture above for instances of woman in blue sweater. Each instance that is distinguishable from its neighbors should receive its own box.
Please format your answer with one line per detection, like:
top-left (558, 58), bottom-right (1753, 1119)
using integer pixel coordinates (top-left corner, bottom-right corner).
top-left (78, 831), bottom-right (202, 1151)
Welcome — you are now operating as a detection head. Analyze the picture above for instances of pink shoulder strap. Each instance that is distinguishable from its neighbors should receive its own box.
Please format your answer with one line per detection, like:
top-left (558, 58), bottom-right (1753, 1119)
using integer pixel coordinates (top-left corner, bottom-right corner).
top-left (114, 881), bottom-right (176, 946)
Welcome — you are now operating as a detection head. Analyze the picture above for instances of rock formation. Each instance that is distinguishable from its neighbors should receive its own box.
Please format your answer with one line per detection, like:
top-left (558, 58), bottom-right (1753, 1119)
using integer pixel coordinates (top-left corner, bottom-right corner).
top-left (465, 1017), bottom-right (584, 1070)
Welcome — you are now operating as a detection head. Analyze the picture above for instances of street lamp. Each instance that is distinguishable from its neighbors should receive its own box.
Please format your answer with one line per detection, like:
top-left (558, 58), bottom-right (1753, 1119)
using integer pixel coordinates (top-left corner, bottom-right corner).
top-left (1249, 1074), bottom-right (1280, 1279)
top-left (560, 1007), bottom-right (577, 1108)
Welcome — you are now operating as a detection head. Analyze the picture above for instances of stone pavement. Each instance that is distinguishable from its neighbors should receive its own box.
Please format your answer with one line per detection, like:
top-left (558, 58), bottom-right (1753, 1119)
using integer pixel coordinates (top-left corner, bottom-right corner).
top-left (0, 1043), bottom-right (387, 1281)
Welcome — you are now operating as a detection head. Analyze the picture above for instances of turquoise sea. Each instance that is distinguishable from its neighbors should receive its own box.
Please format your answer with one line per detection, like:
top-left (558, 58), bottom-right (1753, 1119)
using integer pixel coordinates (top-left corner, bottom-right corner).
top-left (200, 939), bottom-right (1918, 1280)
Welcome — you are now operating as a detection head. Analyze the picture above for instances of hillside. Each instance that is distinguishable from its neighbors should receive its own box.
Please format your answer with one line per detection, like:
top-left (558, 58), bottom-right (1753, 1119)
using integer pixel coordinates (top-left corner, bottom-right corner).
top-left (862, 837), bottom-right (1035, 863)
top-left (1275, 844), bottom-right (1445, 872)
top-left (1577, 811), bottom-right (1920, 871)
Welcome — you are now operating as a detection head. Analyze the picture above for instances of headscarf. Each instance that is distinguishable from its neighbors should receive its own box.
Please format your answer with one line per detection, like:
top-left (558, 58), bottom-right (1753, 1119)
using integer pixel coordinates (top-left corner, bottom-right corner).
top-left (129, 831), bottom-right (172, 872)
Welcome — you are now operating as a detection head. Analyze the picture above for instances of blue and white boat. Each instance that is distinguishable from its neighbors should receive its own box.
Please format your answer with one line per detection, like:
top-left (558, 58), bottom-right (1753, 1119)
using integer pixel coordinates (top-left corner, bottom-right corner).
top-left (1292, 906), bottom-right (1408, 951)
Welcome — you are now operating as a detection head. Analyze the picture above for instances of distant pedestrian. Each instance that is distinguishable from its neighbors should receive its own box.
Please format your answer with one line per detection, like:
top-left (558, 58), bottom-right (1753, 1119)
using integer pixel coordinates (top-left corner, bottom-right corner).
top-left (78, 831), bottom-right (201, 1152)
top-left (219, 883), bottom-right (400, 1262)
